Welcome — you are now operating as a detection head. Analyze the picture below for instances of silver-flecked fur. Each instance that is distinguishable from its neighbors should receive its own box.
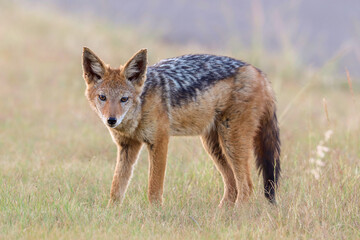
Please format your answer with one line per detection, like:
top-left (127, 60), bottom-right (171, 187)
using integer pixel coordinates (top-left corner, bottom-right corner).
top-left (142, 54), bottom-right (247, 107)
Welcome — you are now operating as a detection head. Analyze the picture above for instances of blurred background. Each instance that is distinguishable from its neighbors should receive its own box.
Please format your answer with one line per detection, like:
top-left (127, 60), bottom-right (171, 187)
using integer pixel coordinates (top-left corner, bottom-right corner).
top-left (1, 0), bottom-right (359, 238)
top-left (17, 0), bottom-right (360, 77)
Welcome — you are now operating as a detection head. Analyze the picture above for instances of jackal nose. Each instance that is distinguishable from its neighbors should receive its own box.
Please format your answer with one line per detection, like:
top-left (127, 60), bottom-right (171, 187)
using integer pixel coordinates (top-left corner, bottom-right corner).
top-left (107, 117), bottom-right (117, 125)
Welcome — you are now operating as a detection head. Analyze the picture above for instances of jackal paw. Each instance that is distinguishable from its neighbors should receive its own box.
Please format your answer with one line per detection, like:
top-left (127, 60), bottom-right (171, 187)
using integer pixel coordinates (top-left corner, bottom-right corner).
top-left (218, 199), bottom-right (235, 208)
top-left (107, 198), bottom-right (120, 208)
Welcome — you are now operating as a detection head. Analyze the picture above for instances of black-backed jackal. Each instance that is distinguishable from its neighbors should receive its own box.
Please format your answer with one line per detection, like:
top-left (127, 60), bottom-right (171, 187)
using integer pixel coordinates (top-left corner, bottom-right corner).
top-left (82, 48), bottom-right (280, 207)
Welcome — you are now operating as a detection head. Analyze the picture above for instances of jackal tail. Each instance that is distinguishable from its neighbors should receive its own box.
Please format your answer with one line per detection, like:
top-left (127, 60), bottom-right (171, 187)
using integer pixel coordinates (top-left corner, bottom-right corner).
top-left (254, 102), bottom-right (281, 204)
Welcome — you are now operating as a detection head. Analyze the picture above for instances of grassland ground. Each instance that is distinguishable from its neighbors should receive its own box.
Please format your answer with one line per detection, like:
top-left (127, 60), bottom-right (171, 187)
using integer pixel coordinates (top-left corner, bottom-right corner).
top-left (0, 2), bottom-right (359, 239)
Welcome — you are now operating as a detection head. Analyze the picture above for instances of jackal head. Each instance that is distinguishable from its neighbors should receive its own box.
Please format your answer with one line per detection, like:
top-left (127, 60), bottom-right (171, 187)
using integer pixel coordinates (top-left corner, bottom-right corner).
top-left (82, 47), bottom-right (147, 130)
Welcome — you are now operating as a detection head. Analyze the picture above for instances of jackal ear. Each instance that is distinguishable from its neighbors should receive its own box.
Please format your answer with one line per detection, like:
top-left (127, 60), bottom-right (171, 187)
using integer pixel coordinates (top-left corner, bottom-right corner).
top-left (82, 47), bottom-right (106, 84)
top-left (123, 49), bottom-right (147, 87)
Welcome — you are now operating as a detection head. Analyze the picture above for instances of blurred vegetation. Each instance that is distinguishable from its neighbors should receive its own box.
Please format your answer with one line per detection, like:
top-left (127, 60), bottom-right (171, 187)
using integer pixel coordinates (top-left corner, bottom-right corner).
top-left (0, 1), bottom-right (359, 239)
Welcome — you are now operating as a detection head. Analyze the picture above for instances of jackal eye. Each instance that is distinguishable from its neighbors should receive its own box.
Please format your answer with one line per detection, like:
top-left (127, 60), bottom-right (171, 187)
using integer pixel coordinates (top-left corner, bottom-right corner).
top-left (120, 97), bottom-right (128, 103)
top-left (98, 95), bottom-right (106, 101)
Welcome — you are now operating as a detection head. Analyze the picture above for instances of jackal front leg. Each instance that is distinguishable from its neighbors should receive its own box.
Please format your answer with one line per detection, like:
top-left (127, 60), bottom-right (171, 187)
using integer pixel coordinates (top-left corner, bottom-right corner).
top-left (108, 139), bottom-right (142, 207)
top-left (147, 134), bottom-right (169, 205)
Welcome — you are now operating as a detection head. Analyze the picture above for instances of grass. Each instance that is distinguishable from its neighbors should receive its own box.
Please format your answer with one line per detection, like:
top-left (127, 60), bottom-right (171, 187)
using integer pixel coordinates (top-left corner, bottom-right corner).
top-left (0, 2), bottom-right (359, 239)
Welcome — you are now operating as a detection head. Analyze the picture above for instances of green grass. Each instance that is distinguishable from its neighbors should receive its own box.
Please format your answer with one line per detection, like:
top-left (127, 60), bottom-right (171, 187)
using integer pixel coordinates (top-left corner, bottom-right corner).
top-left (0, 2), bottom-right (359, 239)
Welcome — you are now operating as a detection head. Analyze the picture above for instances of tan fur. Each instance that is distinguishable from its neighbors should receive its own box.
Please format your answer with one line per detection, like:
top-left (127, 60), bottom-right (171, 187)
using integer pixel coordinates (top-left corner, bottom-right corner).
top-left (82, 48), bottom-right (279, 207)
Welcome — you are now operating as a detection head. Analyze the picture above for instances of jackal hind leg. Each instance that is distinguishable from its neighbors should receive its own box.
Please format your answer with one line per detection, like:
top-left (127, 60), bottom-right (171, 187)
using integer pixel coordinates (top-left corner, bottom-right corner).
top-left (201, 125), bottom-right (237, 207)
top-left (217, 111), bottom-right (257, 205)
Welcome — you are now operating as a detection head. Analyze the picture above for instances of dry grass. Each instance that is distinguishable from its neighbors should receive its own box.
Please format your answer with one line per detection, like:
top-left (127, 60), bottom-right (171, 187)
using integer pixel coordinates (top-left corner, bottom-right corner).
top-left (0, 2), bottom-right (359, 239)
